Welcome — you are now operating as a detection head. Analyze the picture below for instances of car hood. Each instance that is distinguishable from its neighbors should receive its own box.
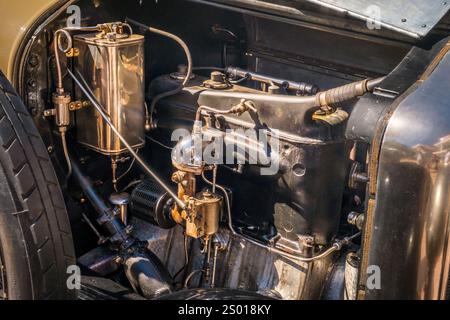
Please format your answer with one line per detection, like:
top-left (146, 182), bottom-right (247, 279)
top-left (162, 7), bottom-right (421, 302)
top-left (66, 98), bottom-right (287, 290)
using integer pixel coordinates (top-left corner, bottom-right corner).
top-left (204, 0), bottom-right (449, 39)
top-left (304, 0), bottom-right (449, 38)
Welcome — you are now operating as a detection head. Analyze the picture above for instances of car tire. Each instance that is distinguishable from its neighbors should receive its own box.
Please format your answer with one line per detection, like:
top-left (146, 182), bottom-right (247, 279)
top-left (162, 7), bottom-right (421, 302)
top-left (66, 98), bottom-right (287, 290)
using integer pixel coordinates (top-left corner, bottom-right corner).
top-left (0, 71), bottom-right (76, 300)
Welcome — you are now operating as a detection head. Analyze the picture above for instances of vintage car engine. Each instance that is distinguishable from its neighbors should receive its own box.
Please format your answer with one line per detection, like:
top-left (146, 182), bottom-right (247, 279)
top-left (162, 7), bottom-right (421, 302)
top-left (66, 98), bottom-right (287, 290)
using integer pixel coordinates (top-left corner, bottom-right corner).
top-left (41, 15), bottom-right (384, 300)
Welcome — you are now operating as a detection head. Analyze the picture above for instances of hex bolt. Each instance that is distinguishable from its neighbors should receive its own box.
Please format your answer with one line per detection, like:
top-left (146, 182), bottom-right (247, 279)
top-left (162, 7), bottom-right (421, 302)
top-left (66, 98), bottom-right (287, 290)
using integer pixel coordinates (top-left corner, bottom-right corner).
top-left (28, 55), bottom-right (39, 68)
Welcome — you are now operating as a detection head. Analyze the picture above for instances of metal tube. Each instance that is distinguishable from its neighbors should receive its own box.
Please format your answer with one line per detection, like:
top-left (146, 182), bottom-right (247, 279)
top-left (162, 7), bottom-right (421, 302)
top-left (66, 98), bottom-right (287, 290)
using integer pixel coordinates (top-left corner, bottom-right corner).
top-left (71, 157), bottom-right (111, 215)
top-left (126, 18), bottom-right (193, 128)
top-left (71, 154), bottom-right (133, 248)
top-left (201, 170), bottom-right (359, 262)
top-left (67, 68), bottom-right (187, 210)
top-left (211, 243), bottom-right (219, 288)
top-left (184, 270), bottom-right (204, 289)
top-left (226, 66), bottom-right (320, 95)
top-left (53, 26), bottom-right (102, 91)
top-left (60, 130), bottom-right (72, 178)
top-left (367, 76), bottom-right (386, 91)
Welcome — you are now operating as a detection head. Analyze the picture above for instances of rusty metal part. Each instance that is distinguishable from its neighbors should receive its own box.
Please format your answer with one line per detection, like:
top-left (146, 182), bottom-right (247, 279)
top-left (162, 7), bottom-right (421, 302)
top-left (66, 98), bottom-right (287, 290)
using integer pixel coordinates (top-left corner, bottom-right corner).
top-left (95, 21), bottom-right (133, 39)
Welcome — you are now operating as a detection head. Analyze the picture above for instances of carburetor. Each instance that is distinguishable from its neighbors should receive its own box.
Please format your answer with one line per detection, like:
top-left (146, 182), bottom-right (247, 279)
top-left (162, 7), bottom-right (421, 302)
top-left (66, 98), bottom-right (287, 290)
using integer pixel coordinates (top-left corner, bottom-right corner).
top-left (170, 169), bottom-right (222, 241)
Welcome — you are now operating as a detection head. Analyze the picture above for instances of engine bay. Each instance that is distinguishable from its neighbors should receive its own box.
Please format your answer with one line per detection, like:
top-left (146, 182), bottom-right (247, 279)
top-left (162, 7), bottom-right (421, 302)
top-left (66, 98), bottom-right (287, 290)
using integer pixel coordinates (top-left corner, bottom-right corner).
top-left (16, 0), bottom-right (422, 300)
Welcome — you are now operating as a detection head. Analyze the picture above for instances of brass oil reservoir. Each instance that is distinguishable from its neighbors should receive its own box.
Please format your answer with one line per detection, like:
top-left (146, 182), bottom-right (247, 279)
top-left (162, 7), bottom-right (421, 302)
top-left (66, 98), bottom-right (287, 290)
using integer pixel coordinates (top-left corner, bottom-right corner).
top-left (73, 31), bottom-right (145, 155)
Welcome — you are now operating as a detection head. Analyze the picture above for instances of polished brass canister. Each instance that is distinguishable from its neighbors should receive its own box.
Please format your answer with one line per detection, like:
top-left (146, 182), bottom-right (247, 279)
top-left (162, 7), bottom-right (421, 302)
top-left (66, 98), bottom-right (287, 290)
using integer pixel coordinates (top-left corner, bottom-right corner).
top-left (74, 32), bottom-right (145, 155)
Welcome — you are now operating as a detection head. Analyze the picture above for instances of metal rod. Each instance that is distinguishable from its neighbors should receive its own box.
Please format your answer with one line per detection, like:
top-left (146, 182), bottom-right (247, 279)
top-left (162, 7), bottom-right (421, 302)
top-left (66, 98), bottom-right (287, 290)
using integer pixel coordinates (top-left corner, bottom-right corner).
top-left (226, 66), bottom-right (320, 95)
top-left (67, 68), bottom-right (187, 210)
top-left (126, 18), bottom-right (193, 129)
top-left (211, 243), bottom-right (219, 288)
top-left (60, 130), bottom-right (72, 178)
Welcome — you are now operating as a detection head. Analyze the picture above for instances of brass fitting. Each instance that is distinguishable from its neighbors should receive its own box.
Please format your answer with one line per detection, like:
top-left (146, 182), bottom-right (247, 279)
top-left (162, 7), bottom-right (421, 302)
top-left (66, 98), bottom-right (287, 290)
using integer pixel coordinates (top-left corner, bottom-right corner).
top-left (68, 100), bottom-right (89, 111)
top-left (45, 92), bottom-right (71, 128)
top-left (230, 99), bottom-right (258, 116)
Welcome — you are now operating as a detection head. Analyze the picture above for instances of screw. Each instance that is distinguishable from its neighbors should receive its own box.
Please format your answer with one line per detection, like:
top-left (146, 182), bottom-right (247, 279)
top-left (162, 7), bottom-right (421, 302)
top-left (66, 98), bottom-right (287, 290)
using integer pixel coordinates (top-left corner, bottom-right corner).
top-left (125, 225), bottom-right (134, 234)
top-left (28, 55), bottom-right (39, 68)
top-left (27, 78), bottom-right (36, 89)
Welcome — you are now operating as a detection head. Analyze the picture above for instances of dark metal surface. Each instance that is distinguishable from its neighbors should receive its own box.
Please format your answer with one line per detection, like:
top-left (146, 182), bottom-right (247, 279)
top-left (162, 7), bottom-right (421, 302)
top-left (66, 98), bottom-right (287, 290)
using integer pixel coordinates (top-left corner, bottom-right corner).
top-left (0, 248), bottom-right (6, 300)
top-left (78, 275), bottom-right (145, 300)
top-left (150, 75), bottom-right (349, 246)
top-left (346, 39), bottom-right (449, 143)
top-left (364, 44), bottom-right (450, 299)
top-left (78, 246), bottom-right (120, 276)
top-left (71, 155), bottom-right (134, 249)
top-left (156, 288), bottom-right (274, 300)
top-left (225, 66), bottom-right (319, 94)
top-left (130, 179), bottom-right (175, 229)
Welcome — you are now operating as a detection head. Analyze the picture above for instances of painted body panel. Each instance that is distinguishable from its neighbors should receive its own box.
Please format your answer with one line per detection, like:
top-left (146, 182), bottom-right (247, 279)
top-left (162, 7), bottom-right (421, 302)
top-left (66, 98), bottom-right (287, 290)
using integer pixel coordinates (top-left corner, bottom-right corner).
top-left (365, 44), bottom-right (450, 299)
top-left (0, 0), bottom-right (59, 79)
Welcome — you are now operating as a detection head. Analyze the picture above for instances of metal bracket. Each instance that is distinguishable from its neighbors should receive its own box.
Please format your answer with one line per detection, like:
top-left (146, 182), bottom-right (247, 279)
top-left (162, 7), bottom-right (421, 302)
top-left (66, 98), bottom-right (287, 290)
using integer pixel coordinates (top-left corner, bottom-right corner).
top-left (65, 47), bottom-right (79, 57)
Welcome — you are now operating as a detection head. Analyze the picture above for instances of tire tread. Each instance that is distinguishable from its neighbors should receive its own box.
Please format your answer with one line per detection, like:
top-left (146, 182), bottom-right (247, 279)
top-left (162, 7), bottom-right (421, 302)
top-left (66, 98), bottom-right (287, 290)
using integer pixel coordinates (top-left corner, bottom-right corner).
top-left (0, 71), bottom-right (76, 299)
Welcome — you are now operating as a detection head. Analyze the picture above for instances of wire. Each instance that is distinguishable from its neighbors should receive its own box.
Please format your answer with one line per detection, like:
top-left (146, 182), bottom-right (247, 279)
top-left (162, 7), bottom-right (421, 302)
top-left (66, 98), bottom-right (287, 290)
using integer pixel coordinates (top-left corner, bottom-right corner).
top-left (116, 151), bottom-right (138, 183)
top-left (53, 29), bottom-right (72, 90)
top-left (119, 180), bottom-right (142, 193)
top-left (126, 18), bottom-right (193, 129)
top-left (193, 66), bottom-right (225, 72)
top-left (228, 73), bottom-right (250, 84)
top-left (146, 135), bottom-right (173, 150)
top-left (60, 130), bottom-right (72, 178)
top-left (184, 270), bottom-right (204, 289)
top-left (53, 26), bottom-right (100, 90)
